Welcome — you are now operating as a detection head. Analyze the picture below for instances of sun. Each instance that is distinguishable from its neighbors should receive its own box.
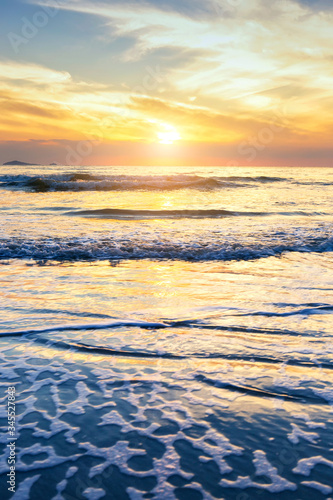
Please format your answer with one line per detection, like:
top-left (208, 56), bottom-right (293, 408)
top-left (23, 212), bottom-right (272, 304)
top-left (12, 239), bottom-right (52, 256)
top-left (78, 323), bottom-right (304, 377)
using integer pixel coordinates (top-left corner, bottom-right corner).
top-left (157, 124), bottom-right (181, 144)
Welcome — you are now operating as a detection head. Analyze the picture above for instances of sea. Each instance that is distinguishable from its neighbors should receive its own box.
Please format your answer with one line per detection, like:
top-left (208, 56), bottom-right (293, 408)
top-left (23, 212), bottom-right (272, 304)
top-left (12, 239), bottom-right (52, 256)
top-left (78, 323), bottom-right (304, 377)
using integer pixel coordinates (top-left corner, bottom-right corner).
top-left (0, 165), bottom-right (332, 500)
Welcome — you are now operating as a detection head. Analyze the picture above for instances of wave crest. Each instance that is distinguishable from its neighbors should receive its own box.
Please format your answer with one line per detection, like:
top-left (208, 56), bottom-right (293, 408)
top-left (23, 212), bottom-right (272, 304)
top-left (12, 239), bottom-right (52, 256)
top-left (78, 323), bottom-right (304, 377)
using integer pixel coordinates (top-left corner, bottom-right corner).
top-left (0, 234), bottom-right (332, 262)
top-left (65, 208), bottom-right (318, 219)
top-left (0, 173), bottom-right (288, 192)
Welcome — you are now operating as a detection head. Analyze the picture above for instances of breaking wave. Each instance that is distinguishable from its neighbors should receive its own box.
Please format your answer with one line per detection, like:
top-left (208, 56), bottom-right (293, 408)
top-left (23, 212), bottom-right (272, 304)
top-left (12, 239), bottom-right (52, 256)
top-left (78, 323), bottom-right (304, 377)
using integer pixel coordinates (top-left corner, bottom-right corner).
top-left (65, 208), bottom-right (319, 219)
top-left (0, 173), bottom-right (289, 192)
top-left (0, 234), bottom-right (332, 262)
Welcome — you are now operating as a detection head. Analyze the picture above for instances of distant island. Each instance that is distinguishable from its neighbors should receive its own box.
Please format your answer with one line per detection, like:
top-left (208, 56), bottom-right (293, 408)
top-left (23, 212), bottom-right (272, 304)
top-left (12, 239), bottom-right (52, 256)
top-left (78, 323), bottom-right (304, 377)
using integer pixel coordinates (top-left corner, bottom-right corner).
top-left (3, 160), bottom-right (41, 166)
top-left (3, 161), bottom-right (58, 166)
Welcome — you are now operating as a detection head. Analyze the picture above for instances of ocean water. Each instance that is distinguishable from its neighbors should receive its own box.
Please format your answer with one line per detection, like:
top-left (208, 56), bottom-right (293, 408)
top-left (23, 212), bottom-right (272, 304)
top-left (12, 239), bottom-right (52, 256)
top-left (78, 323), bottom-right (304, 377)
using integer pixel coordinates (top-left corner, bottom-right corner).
top-left (0, 165), bottom-right (332, 500)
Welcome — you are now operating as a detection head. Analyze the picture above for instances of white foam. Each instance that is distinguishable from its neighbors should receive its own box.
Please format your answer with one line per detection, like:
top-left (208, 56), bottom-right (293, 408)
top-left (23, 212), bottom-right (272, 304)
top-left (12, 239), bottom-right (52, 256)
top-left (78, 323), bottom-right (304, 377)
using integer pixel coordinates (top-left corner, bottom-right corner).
top-left (220, 451), bottom-right (297, 492)
top-left (188, 428), bottom-right (243, 475)
top-left (252, 450), bottom-right (297, 493)
top-left (179, 482), bottom-right (220, 500)
top-left (5, 443), bottom-right (81, 474)
top-left (273, 373), bottom-right (303, 390)
top-left (301, 481), bottom-right (333, 495)
top-left (287, 424), bottom-right (319, 444)
top-left (82, 488), bottom-right (106, 500)
top-left (293, 456), bottom-right (333, 476)
top-left (49, 466), bottom-right (80, 500)
top-left (220, 474), bottom-right (297, 493)
top-left (51, 479), bottom-right (67, 500)
top-left (126, 488), bottom-right (145, 500)
top-left (1, 326), bottom-right (332, 500)
top-left (62, 381), bottom-right (94, 415)
top-left (150, 440), bottom-right (194, 498)
top-left (293, 413), bottom-right (326, 429)
top-left (33, 418), bottom-right (80, 443)
top-left (83, 441), bottom-right (147, 479)
top-left (98, 409), bottom-right (147, 433)
top-left (183, 392), bottom-right (219, 407)
top-left (12, 475), bottom-right (41, 500)
top-left (220, 476), bottom-right (258, 489)
top-left (313, 386), bottom-right (333, 405)
top-left (66, 466), bottom-right (79, 478)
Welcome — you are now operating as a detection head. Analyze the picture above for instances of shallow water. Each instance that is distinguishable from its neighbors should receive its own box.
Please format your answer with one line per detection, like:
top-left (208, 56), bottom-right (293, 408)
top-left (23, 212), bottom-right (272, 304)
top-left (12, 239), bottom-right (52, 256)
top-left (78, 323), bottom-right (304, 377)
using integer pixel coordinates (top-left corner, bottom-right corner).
top-left (0, 166), bottom-right (332, 499)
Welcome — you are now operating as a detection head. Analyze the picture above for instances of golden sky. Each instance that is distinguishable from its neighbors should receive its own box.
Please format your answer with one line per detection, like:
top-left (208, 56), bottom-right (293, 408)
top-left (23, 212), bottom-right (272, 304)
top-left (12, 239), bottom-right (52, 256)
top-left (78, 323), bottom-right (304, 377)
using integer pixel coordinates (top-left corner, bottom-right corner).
top-left (1, 0), bottom-right (333, 166)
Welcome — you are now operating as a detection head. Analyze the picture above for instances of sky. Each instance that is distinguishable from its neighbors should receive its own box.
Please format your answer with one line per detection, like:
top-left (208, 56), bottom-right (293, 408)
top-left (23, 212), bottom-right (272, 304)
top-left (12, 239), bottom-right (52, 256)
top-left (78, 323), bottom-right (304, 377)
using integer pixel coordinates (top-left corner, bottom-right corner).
top-left (0, 0), bottom-right (333, 166)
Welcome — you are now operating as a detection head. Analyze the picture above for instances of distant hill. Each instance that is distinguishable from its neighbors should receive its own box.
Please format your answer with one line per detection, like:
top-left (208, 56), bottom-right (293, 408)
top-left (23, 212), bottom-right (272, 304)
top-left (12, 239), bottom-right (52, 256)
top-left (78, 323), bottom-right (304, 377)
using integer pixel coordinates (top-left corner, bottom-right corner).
top-left (3, 160), bottom-right (41, 166)
top-left (3, 161), bottom-right (59, 166)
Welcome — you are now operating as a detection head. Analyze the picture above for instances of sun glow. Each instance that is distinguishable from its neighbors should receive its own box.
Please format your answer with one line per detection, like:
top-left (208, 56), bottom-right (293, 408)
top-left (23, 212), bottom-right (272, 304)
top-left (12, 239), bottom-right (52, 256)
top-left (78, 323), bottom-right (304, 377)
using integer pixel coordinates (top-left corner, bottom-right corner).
top-left (157, 125), bottom-right (181, 144)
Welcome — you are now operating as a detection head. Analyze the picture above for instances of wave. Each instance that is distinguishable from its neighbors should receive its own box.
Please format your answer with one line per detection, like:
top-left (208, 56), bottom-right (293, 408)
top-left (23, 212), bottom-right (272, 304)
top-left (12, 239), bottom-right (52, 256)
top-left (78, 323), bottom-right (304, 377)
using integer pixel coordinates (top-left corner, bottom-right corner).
top-left (65, 208), bottom-right (318, 219)
top-left (0, 234), bottom-right (332, 262)
top-left (0, 319), bottom-right (169, 337)
top-left (0, 173), bottom-right (289, 192)
top-left (234, 304), bottom-right (333, 317)
top-left (30, 339), bottom-right (333, 370)
top-left (2, 322), bottom-right (332, 371)
top-left (0, 317), bottom-right (304, 338)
